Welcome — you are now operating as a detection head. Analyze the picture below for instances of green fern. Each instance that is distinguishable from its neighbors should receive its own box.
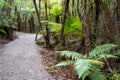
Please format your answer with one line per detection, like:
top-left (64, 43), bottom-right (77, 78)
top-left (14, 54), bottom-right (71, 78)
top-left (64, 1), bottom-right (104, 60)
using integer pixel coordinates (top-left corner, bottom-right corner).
top-left (64, 16), bottom-right (82, 34)
top-left (115, 50), bottom-right (120, 56)
top-left (74, 59), bottom-right (105, 80)
top-left (56, 50), bottom-right (84, 60)
top-left (55, 60), bottom-right (74, 67)
top-left (98, 54), bottom-right (118, 60)
top-left (55, 51), bottom-right (106, 80)
top-left (74, 59), bottom-right (92, 79)
top-left (49, 22), bottom-right (61, 33)
top-left (89, 44), bottom-right (117, 58)
top-left (89, 65), bottom-right (107, 80)
top-left (0, 29), bottom-right (6, 34)
top-left (55, 44), bottom-right (120, 80)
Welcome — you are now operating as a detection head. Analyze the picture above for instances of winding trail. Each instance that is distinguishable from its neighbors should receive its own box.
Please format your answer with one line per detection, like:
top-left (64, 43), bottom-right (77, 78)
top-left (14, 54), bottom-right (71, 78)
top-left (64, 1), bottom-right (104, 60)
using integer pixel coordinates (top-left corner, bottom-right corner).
top-left (0, 32), bottom-right (53, 80)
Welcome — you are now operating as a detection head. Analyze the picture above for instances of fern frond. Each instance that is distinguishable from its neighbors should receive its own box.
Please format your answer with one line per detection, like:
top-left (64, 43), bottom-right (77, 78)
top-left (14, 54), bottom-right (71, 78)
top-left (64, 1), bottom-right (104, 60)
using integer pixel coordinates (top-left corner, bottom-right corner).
top-left (0, 29), bottom-right (6, 34)
top-left (115, 50), bottom-right (120, 56)
top-left (98, 54), bottom-right (118, 60)
top-left (82, 70), bottom-right (91, 80)
top-left (90, 65), bottom-right (107, 80)
top-left (74, 59), bottom-right (106, 80)
top-left (55, 61), bottom-right (73, 67)
top-left (74, 59), bottom-right (92, 79)
top-left (89, 44), bottom-right (117, 58)
top-left (87, 59), bottom-right (104, 68)
top-left (56, 51), bottom-right (84, 60)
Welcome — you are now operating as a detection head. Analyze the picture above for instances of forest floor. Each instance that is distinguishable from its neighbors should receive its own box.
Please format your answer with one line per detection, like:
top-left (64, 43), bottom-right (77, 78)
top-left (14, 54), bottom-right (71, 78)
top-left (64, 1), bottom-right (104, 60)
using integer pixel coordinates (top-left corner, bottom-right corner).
top-left (41, 50), bottom-right (78, 80)
top-left (0, 39), bottom-right (10, 49)
top-left (0, 32), bottom-right (54, 80)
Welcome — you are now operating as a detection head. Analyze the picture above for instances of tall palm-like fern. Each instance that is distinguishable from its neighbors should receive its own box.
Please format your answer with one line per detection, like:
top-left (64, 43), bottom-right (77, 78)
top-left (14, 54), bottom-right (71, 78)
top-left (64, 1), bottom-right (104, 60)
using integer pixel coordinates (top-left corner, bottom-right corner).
top-left (55, 44), bottom-right (120, 80)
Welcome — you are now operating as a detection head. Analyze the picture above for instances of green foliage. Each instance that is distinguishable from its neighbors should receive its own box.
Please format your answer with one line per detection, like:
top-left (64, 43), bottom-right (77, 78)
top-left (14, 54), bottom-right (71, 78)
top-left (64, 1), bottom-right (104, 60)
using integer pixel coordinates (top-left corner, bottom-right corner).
top-left (115, 50), bottom-right (120, 56)
top-left (56, 50), bottom-right (84, 60)
top-left (109, 72), bottom-right (120, 80)
top-left (55, 44), bottom-right (120, 80)
top-left (50, 4), bottom-right (62, 21)
top-left (89, 44), bottom-right (118, 59)
top-left (89, 65), bottom-right (107, 80)
top-left (55, 51), bottom-right (106, 80)
top-left (65, 16), bottom-right (82, 34)
top-left (48, 16), bottom-right (82, 37)
top-left (49, 22), bottom-right (61, 33)
top-left (55, 60), bottom-right (73, 67)
top-left (74, 59), bottom-right (92, 79)
top-left (18, 7), bottom-right (35, 13)
top-left (0, 0), bottom-right (11, 8)
top-left (50, 4), bottom-right (62, 16)
top-left (0, 29), bottom-right (6, 34)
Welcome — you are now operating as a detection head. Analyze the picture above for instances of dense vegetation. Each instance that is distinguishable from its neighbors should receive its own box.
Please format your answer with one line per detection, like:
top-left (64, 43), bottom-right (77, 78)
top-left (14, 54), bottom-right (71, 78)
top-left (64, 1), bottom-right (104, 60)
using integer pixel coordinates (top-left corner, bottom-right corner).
top-left (0, 0), bottom-right (120, 80)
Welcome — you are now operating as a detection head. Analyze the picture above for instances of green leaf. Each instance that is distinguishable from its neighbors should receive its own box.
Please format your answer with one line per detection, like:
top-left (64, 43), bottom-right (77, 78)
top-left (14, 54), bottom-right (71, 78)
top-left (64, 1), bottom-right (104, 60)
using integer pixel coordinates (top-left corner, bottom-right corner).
top-left (56, 50), bottom-right (84, 60)
top-left (55, 61), bottom-right (73, 67)
top-left (0, 29), bottom-right (6, 34)
top-left (115, 50), bottom-right (120, 56)
top-left (90, 65), bottom-right (107, 80)
top-left (98, 54), bottom-right (118, 60)
top-left (89, 44), bottom-right (117, 58)
top-left (49, 22), bottom-right (61, 32)
top-left (64, 16), bottom-right (82, 34)
top-left (74, 59), bottom-right (92, 79)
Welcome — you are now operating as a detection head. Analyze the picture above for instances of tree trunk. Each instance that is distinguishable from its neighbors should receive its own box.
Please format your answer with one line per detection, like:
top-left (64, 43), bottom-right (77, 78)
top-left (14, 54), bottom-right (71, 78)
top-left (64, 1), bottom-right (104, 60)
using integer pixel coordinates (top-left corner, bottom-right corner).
top-left (44, 0), bottom-right (51, 48)
top-left (99, 0), bottom-right (116, 43)
top-left (72, 0), bottom-right (75, 16)
top-left (17, 13), bottom-right (21, 31)
top-left (60, 0), bottom-right (70, 45)
top-left (29, 15), bottom-right (35, 33)
top-left (33, 0), bottom-right (42, 41)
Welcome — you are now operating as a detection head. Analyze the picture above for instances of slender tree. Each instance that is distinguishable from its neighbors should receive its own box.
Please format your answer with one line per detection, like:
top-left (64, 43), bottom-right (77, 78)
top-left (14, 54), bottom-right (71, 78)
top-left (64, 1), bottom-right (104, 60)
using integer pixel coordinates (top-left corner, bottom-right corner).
top-left (44, 0), bottom-right (51, 48)
top-left (60, 0), bottom-right (70, 45)
top-left (33, 0), bottom-right (42, 41)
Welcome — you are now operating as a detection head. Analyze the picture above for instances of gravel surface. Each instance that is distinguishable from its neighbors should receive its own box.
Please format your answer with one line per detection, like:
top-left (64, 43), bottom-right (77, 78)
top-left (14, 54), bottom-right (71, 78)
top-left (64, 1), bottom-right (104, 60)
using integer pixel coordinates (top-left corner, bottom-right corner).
top-left (0, 32), bottom-right (54, 80)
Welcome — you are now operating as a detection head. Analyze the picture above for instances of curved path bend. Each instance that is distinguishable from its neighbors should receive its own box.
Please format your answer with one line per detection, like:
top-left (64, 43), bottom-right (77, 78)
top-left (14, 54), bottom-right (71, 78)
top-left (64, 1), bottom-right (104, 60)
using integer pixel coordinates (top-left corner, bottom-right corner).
top-left (0, 32), bottom-right (53, 80)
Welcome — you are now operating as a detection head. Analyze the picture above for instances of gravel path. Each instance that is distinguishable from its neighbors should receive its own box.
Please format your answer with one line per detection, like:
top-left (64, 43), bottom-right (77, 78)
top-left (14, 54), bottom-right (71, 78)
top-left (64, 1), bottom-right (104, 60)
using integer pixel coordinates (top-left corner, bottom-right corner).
top-left (0, 32), bottom-right (54, 80)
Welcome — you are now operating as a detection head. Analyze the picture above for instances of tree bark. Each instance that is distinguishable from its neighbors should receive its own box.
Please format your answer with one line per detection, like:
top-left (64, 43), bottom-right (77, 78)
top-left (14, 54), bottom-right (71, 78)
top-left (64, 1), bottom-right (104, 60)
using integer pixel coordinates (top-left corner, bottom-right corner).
top-left (99, 0), bottom-right (116, 43)
top-left (44, 0), bottom-right (51, 48)
top-left (33, 0), bottom-right (42, 41)
top-left (60, 0), bottom-right (70, 45)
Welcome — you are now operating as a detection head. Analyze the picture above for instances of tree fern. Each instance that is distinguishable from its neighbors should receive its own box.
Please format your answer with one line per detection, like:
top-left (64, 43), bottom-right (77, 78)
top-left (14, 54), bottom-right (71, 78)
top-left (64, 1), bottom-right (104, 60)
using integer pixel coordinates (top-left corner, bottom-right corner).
top-left (89, 44), bottom-right (117, 58)
top-left (64, 16), bottom-right (82, 34)
top-left (56, 50), bottom-right (84, 60)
